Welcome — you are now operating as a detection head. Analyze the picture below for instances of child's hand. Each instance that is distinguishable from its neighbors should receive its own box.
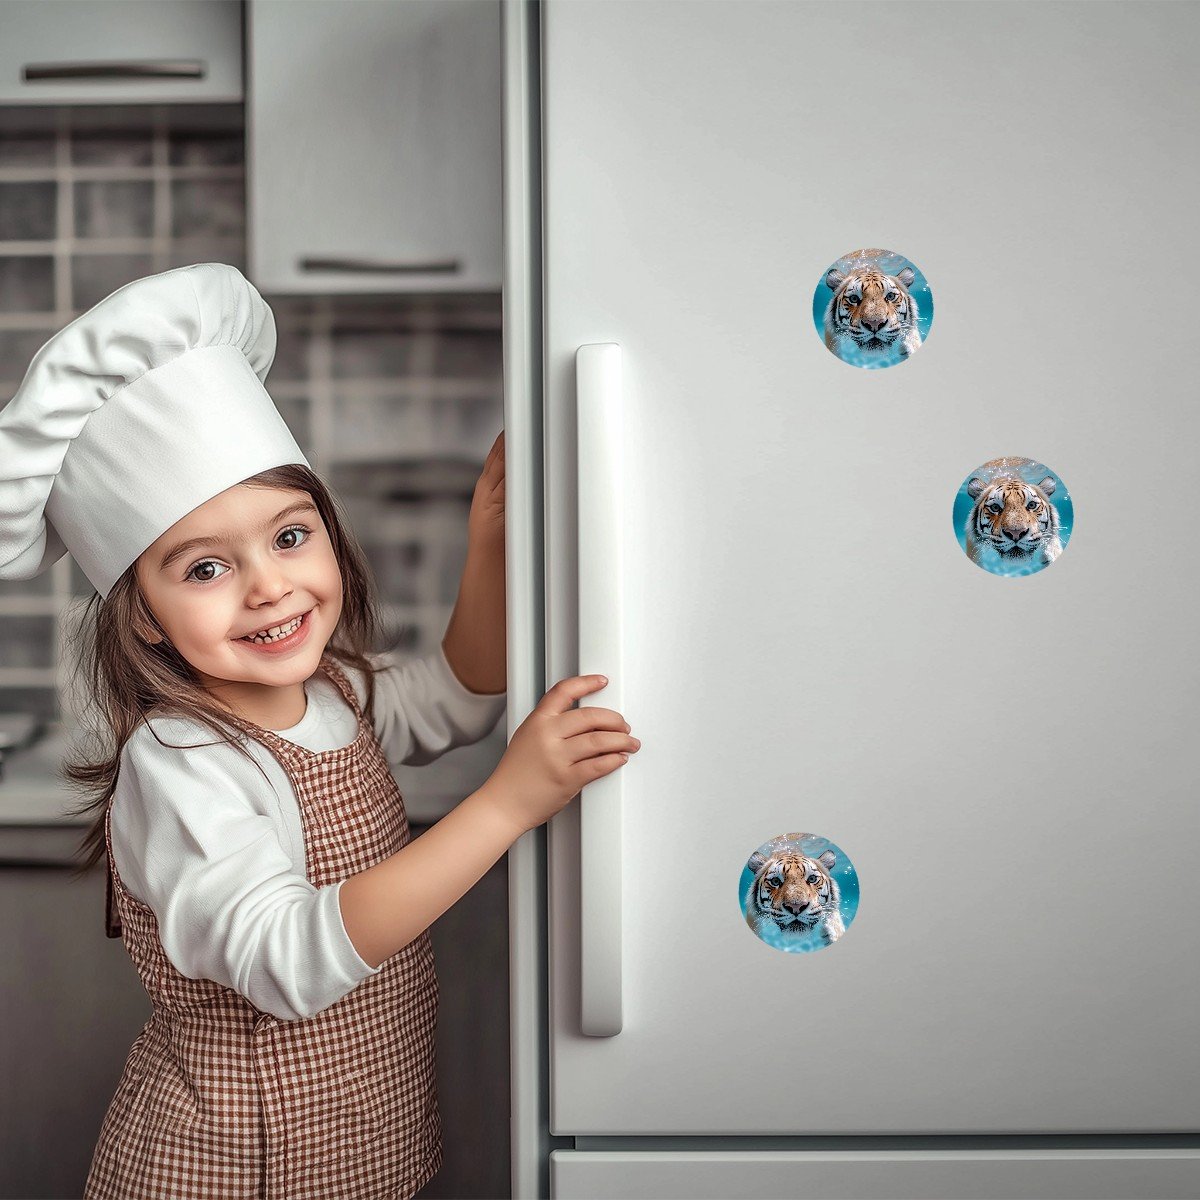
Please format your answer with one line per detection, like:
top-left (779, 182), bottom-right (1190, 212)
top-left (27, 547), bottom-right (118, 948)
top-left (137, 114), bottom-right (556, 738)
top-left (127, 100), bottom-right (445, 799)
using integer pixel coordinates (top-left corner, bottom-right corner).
top-left (468, 429), bottom-right (505, 550)
top-left (479, 675), bottom-right (639, 835)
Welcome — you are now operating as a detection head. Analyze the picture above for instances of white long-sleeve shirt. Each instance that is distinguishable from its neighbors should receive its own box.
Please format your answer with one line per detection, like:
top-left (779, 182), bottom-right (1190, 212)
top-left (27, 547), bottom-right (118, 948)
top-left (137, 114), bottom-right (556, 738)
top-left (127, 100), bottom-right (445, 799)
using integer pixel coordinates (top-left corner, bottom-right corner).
top-left (109, 644), bottom-right (506, 1022)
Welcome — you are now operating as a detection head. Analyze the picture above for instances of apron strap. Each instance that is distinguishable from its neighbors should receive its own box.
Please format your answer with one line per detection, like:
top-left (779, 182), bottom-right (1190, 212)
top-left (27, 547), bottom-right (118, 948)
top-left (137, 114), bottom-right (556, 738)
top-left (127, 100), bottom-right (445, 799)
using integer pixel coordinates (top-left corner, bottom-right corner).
top-left (105, 846), bottom-right (122, 939)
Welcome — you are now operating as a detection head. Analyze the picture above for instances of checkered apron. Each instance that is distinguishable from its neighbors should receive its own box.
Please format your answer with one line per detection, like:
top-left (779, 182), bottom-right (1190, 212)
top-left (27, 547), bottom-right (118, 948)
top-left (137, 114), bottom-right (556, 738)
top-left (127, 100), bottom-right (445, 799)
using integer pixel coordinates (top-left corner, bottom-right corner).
top-left (85, 656), bottom-right (442, 1199)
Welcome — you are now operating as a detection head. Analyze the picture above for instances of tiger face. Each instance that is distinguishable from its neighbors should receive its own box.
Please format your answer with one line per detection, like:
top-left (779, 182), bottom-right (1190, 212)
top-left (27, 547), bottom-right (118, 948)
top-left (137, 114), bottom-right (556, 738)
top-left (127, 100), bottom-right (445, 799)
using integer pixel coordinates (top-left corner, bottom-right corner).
top-left (965, 471), bottom-right (1061, 564)
top-left (823, 265), bottom-right (922, 360)
top-left (745, 848), bottom-right (845, 944)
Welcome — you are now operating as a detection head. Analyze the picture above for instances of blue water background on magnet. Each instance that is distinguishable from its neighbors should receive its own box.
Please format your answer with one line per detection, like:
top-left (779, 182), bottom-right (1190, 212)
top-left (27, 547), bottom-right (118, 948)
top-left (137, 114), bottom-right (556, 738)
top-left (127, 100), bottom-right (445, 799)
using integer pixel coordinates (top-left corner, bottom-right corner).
top-left (952, 460), bottom-right (1074, 577)
top-left (811, 249), bottom-right (934, 370)
top-left (738, 833), bottom-right (861, 954)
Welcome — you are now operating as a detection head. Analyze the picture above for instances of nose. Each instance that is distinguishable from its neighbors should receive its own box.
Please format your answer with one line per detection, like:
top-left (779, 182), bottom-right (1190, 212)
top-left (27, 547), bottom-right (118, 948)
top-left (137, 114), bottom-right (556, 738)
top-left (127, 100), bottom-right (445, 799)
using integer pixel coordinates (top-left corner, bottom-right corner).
top-left (861, 314), bottom-right (886, 332)
top-left (246, 557), bottom-right (294, 601)
top-left (784, 899), bottom-right (809, 915)
top-left (1003, 526), bottom-right (1026, 542)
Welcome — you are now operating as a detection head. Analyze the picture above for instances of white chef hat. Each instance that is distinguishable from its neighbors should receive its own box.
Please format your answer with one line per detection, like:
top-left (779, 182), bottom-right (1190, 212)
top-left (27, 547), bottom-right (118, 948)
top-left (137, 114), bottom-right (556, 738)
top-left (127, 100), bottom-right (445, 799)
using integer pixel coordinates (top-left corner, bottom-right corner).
top-left (0, 262), bottom-right (309, 599)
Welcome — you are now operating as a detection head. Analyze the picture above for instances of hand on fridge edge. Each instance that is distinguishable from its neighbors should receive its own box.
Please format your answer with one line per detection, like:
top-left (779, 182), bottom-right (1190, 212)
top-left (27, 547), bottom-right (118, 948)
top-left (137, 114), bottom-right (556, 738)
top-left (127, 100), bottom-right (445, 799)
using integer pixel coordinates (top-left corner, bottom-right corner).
top-left (442, 430), bottom-right (507, 695)
top-left (468, 428), bottom-right (505, 550)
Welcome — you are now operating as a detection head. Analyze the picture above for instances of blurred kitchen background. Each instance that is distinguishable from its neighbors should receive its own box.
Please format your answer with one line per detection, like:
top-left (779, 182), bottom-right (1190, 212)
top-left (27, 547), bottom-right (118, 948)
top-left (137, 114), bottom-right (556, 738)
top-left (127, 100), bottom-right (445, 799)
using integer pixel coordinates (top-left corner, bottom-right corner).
top-left (0, 3), bottom-right (509, 1197)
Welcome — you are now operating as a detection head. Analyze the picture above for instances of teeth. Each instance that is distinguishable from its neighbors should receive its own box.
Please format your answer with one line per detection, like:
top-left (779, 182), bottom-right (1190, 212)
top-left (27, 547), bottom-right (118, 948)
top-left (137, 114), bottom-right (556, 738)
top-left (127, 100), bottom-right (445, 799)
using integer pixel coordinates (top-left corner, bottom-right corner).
top-left (243, 614), bottom-right (303, 643)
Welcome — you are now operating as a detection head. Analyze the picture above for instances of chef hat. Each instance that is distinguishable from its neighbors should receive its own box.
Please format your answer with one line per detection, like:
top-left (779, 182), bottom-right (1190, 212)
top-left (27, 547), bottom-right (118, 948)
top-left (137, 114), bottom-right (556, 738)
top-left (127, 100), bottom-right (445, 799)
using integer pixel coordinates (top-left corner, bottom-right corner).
top-left (0, 262), bottom-right (309, 599)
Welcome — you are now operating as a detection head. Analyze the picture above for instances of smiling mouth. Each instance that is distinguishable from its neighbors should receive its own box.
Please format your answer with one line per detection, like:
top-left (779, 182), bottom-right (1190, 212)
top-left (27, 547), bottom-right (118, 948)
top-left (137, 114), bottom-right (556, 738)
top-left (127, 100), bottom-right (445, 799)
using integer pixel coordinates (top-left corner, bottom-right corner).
top-left (237, 609), bottom-right (312, 643)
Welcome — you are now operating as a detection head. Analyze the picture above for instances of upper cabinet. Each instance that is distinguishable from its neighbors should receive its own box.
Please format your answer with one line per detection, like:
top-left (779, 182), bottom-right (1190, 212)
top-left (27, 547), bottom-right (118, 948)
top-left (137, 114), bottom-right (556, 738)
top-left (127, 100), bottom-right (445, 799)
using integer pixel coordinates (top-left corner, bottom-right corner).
top-left (0, 1), bottom-right (242, 105)
top-left (247, 0), bottom-right (501, 295)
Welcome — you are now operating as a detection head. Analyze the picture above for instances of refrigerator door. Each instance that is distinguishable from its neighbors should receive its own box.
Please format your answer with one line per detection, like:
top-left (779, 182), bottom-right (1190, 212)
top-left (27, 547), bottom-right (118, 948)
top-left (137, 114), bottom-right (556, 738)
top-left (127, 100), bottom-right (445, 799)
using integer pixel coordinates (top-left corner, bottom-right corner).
top-left (541, 0), bottom-right (1200, 1134)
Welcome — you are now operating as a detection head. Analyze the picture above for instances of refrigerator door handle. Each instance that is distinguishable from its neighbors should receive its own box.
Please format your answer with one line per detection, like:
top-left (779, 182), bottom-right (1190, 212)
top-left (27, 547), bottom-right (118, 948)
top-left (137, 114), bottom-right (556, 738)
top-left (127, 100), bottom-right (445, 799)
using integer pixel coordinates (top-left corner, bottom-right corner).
top-left (576, 342), bottom-right (624, 1037)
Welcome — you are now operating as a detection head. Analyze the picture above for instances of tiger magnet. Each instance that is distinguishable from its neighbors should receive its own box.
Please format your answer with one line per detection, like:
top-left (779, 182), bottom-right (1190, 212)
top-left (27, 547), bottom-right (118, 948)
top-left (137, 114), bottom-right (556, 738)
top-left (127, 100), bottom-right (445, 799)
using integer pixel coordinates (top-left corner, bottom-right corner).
top-left (954, 456), bottom-right (1074, 577)
top-left (740, 832), bottom-right (860, 954)
top-left (813, 247), bottom-right (933, 369)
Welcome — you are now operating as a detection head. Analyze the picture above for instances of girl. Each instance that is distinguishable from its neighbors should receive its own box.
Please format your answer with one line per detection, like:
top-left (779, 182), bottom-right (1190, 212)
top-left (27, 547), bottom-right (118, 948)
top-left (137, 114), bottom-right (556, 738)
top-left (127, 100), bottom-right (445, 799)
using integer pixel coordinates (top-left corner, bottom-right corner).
top-left (0, 263), bottom-right (640, 1198)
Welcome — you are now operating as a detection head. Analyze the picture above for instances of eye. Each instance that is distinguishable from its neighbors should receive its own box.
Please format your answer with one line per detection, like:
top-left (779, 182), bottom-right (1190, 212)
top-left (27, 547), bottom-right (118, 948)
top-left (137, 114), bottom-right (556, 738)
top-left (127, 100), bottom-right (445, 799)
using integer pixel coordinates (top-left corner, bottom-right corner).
top-left (185, 559), bottom-right (227, 584)
top-left (277, 524), bottom-right (310, 549)
top-left (885, 291), bottom-right (898, 302)
top-left (184, 525), bottom-right (311, 584)
top-left (988, 500), bottom-right (1003, 511)
top-left (1026, 499), bottom-right (1039, 510)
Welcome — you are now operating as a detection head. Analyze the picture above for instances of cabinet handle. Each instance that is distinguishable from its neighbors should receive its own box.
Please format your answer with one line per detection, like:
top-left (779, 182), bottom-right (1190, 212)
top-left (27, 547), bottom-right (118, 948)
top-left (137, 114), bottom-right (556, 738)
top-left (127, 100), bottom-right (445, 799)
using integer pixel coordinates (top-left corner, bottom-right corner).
top-left (23, 61), bottom-right (206, 81)
top-left (575, 342), bottom-right (624, 1038)
top-left (298, 257), bottom-right (463, 275)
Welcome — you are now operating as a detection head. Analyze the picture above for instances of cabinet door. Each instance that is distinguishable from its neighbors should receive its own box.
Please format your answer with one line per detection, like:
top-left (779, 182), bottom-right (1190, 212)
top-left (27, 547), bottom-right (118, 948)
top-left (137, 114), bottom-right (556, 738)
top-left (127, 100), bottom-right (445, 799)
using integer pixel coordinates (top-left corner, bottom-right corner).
top-left (248, 0), bottom-right (501, 294)
top-left (0, 0), bottom-right (242, 106)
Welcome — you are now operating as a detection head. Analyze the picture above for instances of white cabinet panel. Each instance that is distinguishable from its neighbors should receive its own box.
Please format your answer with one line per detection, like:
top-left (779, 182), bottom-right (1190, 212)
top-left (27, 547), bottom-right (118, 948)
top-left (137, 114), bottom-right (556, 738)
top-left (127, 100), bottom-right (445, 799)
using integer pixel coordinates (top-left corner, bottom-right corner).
top-left (552, 1150), bottom-right (1200, 1200)
top-left (0, 0), bottom-right (242, 105)
top-left (248, 0), bottom-right (501, 294)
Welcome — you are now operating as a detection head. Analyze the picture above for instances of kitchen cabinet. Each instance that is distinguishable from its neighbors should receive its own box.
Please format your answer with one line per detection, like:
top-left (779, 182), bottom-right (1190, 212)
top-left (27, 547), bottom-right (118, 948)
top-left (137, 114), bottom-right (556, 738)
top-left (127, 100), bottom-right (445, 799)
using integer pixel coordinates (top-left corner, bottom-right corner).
top-left (0, 0), bottom-right (242, 106)
top-left (248, 0), bottom-right (502, 295)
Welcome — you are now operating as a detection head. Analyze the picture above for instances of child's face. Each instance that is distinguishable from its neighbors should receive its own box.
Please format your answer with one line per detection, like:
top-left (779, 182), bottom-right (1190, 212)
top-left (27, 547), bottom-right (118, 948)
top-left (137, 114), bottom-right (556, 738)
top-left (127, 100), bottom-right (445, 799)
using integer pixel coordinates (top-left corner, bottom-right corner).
top-left (135, 483), bottom-right (343, 696)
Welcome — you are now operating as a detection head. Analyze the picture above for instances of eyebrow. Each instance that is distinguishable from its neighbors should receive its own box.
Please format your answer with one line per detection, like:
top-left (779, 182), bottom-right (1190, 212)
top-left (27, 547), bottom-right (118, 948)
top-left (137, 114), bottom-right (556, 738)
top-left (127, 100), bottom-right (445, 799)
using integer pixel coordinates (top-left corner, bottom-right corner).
top-left (159, 502), bottom-right (319, 573)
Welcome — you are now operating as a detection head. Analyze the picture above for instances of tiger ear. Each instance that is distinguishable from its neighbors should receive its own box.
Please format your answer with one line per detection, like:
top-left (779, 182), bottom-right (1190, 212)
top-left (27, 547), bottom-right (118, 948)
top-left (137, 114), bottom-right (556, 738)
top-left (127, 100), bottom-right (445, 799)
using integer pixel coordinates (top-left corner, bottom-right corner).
top-left (825, 268), bottom-right (845, 291)
top-left (895, 266), bottom-right (915, 288)
top-left (747, 851), bottom-right (767, 873)
top-left (818, 850), bottom-right (836, 870)
top-left (1038, 475), bottom-right (1057, 497)
top-left (967, 476), bottom-right (986, 499)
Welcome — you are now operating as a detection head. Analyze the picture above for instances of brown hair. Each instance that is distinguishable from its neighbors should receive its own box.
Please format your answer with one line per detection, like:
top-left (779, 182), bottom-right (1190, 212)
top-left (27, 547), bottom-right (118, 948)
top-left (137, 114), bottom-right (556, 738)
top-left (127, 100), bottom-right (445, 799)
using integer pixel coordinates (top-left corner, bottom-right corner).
top-left (60, 464), bottom-right (401, 902)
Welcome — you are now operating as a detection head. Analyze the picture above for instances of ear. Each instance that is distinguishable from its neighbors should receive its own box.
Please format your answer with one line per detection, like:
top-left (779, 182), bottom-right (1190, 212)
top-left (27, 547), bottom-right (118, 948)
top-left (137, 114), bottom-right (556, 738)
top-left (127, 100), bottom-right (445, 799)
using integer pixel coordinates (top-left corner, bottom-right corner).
top-left (747, 851), bottom-right (767, 873)
top-left (818, 850), bottom-right (836, 870)
top-left (133, 613), bottom-right (163, 645)
top-left (967, 477), bottom-right (986, 500)
top-left (1037, 475), bottom-right (1056, 497)
top-left (895, 266), bottom-right (915, 288)
top-left (825, 268), bottom-right (845, 291)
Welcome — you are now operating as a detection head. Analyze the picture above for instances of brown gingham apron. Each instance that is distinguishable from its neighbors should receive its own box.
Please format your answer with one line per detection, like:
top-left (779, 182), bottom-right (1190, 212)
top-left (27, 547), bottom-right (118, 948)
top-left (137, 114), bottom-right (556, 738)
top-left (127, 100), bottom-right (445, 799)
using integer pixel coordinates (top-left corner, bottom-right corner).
top-left (85, 656), bottom-right (442, 1199)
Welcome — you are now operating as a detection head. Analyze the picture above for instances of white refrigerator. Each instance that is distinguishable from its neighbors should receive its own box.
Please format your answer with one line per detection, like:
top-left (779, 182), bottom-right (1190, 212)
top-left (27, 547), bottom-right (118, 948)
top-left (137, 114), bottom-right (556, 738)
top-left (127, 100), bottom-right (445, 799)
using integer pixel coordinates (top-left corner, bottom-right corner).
top-left (499, 2), bottom-right (1200, 1196)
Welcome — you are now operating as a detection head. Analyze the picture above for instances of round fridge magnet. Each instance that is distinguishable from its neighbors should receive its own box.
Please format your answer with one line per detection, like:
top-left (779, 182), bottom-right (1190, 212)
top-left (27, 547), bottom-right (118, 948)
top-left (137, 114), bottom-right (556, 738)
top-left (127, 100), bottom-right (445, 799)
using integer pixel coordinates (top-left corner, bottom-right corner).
top-left (953, 456), bottom-right (1074, 577)
top-left (739, 831), bottom-right (860, 953)
top-left (812, 246), bottom-right (933, 369)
